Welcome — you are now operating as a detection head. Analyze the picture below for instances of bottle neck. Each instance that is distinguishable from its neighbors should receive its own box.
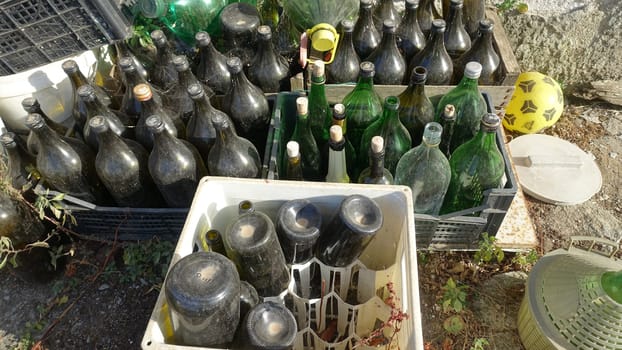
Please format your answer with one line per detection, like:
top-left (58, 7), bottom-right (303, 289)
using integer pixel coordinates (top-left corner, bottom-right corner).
top-left (140, 97), bottom-right (162, 116)
top-left (369, 150), bottom-right (386, 178)
top-left (360, 7), bottom-right (374, 25)
top-left (473, 30), bottom-right (495, 51)
top-left (231, 69), bottom-right (252, 88)
top-left (178, 69), bottom-right (199, 88)
top-left (431, 30), bottom-right (446, 50)
top-left (457, 75), bottom-right (480, 90)
top-left (84, 98), bottom-right (109, 117)
top-left (448, 6), bottom-right (464, 27)
top-left (124, 69), bottom-right (147, 88)
top-left (471, 127), bottom-right (497, 149)
top-left (327, 139), bottom-right (349, 182)
top-left (216, 123), bottom-right (237, 145)
top-left (257, 38), bottom-right (278, 61)
top-left (341, 31), bottom-right (354, 47)
top-left (379, 31), bottom-right (398, 50)
top-left (332, 117), bottom-right (347, 135)
top-left (31, 123), bottom-right (63, 147)
top-left (311, 72), bottom-right (326, 85)
top-left (95, 127), bottom-right (123, 148)
top-left (355, 76), bottom-right (375, 91)
top-left (68, 71), bottom-right (89, 89)
top-left (156, 44), bottom-right (173, 65)
top-left (194, 94), bottom-right (215, 115)
top-left (404, 7), bottom-right (419, 26)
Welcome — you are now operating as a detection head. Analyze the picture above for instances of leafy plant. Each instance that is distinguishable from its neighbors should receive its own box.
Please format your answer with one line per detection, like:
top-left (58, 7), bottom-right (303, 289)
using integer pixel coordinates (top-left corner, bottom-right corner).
top-left (474, 233), bottom-right (504, 265)
top-left (441, 278), bottom-right (468, 313)
top-left (34, 189), bottom-right (76, 227)
top-left (495, 0), bottom-right (528, 13)
top-left (470, 338), bottom-right (490, 350)
top-left (107, 239), bottom-right (174, 287)
top-left (443, 315), bottom-right (465, 335)
top-left (511, 249), bottom-right (538, 271)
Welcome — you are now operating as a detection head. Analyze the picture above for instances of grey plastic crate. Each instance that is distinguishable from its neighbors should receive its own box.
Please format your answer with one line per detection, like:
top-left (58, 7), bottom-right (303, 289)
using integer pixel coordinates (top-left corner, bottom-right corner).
top-left (264, 91), bottom-right (518, 250)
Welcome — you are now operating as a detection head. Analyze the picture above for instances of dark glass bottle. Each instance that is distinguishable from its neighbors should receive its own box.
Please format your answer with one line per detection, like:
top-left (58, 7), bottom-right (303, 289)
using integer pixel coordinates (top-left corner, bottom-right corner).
top-left (438, 104), bottom-right (456, 158)
top-left (316, 194), bottom-right (383, 267)
top-left (239, 281), bottom-right (261, 323)
top-left (444, 0), bottom-right (471, 59)
top-left (407, 19), bottom-right (453, 85)
top-left (276, 198), bottom-right (322, 264)
top-left (366, 20), bottom-right (406, 85)
top-left (307, 61), bottom-right (332, 156)
top-left (352, 0), bottom-right (381, 59)
top-left (134, 83), bottom-right (183, 150)
top-left (441, 113), bottom-right (505, 214)
top-left (221, 56), bottom-right (270, 149)
top-left (435, 61), bottom-right (486, 152)
top-left (164, 252), bottom-right (240, 347)
top-left (201, 229), bottom-right (228, 256)
top-left (342, 61), bottom-right (383, 157)
top-left (208, 113), bottom-right (261, 178)
top-left (62, 59), bottom-right (112, 136)
top-left (331, 103), bottom-right (357, 177)
top-left (195, 31), bottom-right (231, 95)
top-left (247, 25), bottom-right (290, 93)
top-left (174, 54), bottom-right (213, 100)
top-left (118, 56), bottom-right (162, 122)
top-left (78, 85), bottom-right (131, 150)
top-left (219, 2), bottom-right (261, 66)
top-left (326, 20), bottom-right (360, 84)
top-left (284, 141), bottom-right (304, 181)
top-left (395, 122), bottom-right (451, 215)
top-left (259, 0), bottom-right (279, 30)
top-left (373, 0), bottom-right (401, 31)
top-left (0, 189), bottom-right (45, 249)
top-left (165, 55), bottom-right (197, 124)
top-left (149, 30), bottom-right (178, 92)
top-left (115, 40), bottom-right (149, 81)
top-left (289, 97), bottom-right (322, 181)
top-left (463, 0), bottom-right (485, 39)
top-left (23, 97), bottom-right (69, 156)
top-left (397, 66), bottom-right (435, 146)
top-left (1, 132), bottom-right (35, 190)
top-left (418, 0), bottom-right (442, 36)
top-left (396, 0), bottom-right (427, 65)
top-left (358, 136), bottom-right (393, 184)
top-left (146, 115), bottom-right (198, 208)
top-left (224, 202), bottom-right (290, 296)
top-left (359, 96), bottom-right (411, 175)
top-left (325, 125), bottom-right (350, 183)
top-left (453, 19), bottom-right (500, 85)
top-left (89, 116), bottom-right (163, 208)
top-left (242, 302), bottom-right (297, 349)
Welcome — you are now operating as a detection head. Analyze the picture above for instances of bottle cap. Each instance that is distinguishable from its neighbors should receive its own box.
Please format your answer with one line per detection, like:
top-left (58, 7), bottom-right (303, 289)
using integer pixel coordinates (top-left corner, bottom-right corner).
top-left (0, 132), bottom-right (16, 147)
top-left (330, 125), bottom-right (344, 143)
top-left (21, 97), bottom-right (38, 112)
top-left (341, 19), bottom-right (354, 32)
top-left (118, 56), bottom-right (135, 72)
top-left (172, 55), bottom-right (189, 72)
top-left (382, 20), bottom-right (397, 33)
top-left (422, 122), bottom-right (443, 145)
top-left (359, 61), bottom-right (375, 78)
top-left (371, 136), bottom-right (384, 153)
top-left (464, 61), bottom-right (483, 79)
top-left (257, 25), bottom-right (272, 40)
top-left (145, 114), bottom-right (165, 132)
top-left (25, 113), bottom-right (44, 130)
top-left (442, 104), bottom-right (456, 120)
top-left (405, 0), bottom-right (419, 10)
top-left (383, 96), bottom-right (400, 110)
top-left (450, 0), bottom-right (463, 8)
top-left (333, 103), bottom-right (345, 120)
top-left (226, 57), bottom-right (243, 74)
top-left (360, 0), bottom-right (373, 9)
top-left (150, 30), bottom-right (167, 47)
top-left (88, 115), bottom-right (108, 133)
top-left (431, 19), bottom-right (446, 32)
top-left (311, 60), bottom-right (325, 78)
top-left (296, 97), bottom-right (309, 116)
top-left (479, 19), bottom-right (494, 32)
top-left (61, 60), bottom-right (78, 74)
top-left (187, 83), bottom-right (204, 99)
top-left (481, 113), bottom-right (501, 131)
top-left (133, 84), bottom-right (153, 101)
top-left (195, 31), bottom-right (211, 47)
top-left (286, 141), bottom-right (300, 158)
top-left (311, 28), bottom-right (336, 52)
top-left (246, 302), bottom-right (297, 347)
top-left (411, 66), bottom-right (428, 84)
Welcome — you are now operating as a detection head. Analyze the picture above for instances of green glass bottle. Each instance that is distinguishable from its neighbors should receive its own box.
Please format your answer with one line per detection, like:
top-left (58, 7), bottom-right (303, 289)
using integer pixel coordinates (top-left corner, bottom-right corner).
top-left (325, 125), bottom-right (350, 183)
top-left (438, 104), bottom-right (456, 159)
top-left (331, 103), bottom-right (357, 177)
top-left (601, 270), bottom-right (622, 304)
top-left (307, 60), bottom-right (332, 154)
top-left (395, 122), bottom-right (450, 215)
top-left (342, 61), bottom-right (383, 157)
top-left (359, 96), bottom-right (411, 176)
top-left (289, 97), bottom-right (322, 181)
top-left (435, 61), bottom-right (487, 152)
top-left (440, 113), bottom-right (505, 214)
top-left (398, 66), bottom-right (435, 147)
top-left (358, 136), bottom-right (393, 185)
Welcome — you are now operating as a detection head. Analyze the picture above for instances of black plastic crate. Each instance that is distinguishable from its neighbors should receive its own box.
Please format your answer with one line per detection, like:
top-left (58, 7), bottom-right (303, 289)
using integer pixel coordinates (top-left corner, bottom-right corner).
top-left (0, 0), bottom-right (130, 76)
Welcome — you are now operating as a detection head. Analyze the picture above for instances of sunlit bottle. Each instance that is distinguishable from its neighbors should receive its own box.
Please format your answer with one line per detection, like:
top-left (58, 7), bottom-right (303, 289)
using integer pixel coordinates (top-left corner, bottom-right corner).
top-left (247, 25), bottom-right (290, 93)
top-left (284, 141), bottom-right (304, 181)
top-left (169, 55), bottom-right (199, 124)
top-left (444, 0), bottom-right (471, 59)
top-left (358, 136), bottom-right (393, 184)
top-left (396, 0), bottom-right (426, 65)
top-left (397, 66), bottom-right (435, 146)
top-left (289, 97), bottom-right (322, 181)
top-left (453, 19), bottom-right (500, 85)
top-left (207, 113), bottom-right (261, 178)
top-left (366, 20), bottom-right (406, 85)
top-left (326, 125), bottom-right (350, 183)
top-left (22, 97), bottom-right (69, 156)
top-left (352, 0), bottom-right (380, 59)
top-left (326, 20), bottom-right (360, 84)
top-left (307, 60), bottom-right (332, 154)
top-left (275, 198), bottom-right (322, 264)
top-left (134, 83), bottom-right (183, 149)
top-left (406, 19), bottom-right (453, 85)
top-left (463, 0), bottom-right (485, 39)
top-left (331, 103), bottom-right (357, 177)
top-left (78, 85), bottom-right (131, 150)
top-left (241, 302), bottom-right (298, 349)
top-left (186, 83), bottom-right (230, 163)
top-left (418, 0), bottom-right (442, 37)
top-left (195, 31), bottom-right (231, 95)
top-left (118, 56), bottom-right (161, 122)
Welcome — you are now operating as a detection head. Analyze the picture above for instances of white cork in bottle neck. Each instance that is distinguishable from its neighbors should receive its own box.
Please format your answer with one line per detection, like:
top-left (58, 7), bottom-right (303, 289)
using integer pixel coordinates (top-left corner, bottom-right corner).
top-left (286, 141), bottom-right (300, 158)
top-left (296, 97), bottom-right (308, 115)
top-left (330, 125), bottom-right (343, 143)
top-left (312, 60), bottom-right (325, 77)
top-left (371, 136), bottom-right (384, 153)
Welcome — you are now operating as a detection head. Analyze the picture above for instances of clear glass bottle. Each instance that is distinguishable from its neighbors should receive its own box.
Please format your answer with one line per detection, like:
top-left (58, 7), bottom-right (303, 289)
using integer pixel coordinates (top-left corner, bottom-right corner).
top-left (396, 0), bottom-right (427, 65)
top-left (1, 132), bottom-right (35, 190)
top-left (307, 60), bottom-right (332, 154)
top-left (146, 114), bottom-right (199, 208)
top-left (397, 66), bottom-right (435, 146)
top-left (134, 83), bottom-right (183, 150)
top-left (373, 0), bottom-right (401, 31)
top-left (444, 0), bottom-right (471, 59)
top-left (453, 19), bottom-right (500, 85)
top-left (359, 96), bottom-right (412, 175)
top-left (149, 29), bottom-right (179, 92)
top-left (207, 113), bottom-right (261, 178)
top-left (395, 122), bottom-right (451, 215)
top-left (186, 83), bottom-right (230, 163)
top-left (438, 104), bottom-right (456, 158)
top-left (289, 97), bottom-right (322, 181)
top-left (242, 302), bottom-right (298, 349)
top-left (325, 125), bottom-right (350, 183)
top-left (284, 141), bottom-right (304, 181)
top-left (366, 20), bottom-right (406, 85)
top-left (78, 85), bottom-right (131, 150)
top-left (22, 97), bottom-right (69, 156)
top-left (440, 113), bottom-right (505, 214)
top-left (247, 25), bottom-right (290, 93)
top-left (275, 198), bottom-right (322, 264)
top-left (195, 31), bottom-right (231, 95)
top-left (352, 0), bottom-right (380, 59)
top-left (435, 61), bottom-right (487, 152)
top-left (407, 19), bottom-right (453, 85)
top-left (358, 136), bottom-right (393, 184)
top-left (331, 103), bottom-right (357, 177)
top-left (326, 20), bottom-right (361, 84)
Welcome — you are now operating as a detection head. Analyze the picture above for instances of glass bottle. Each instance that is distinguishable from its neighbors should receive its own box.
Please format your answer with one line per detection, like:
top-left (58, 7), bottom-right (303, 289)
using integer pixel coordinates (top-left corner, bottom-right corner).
top-left (115, 40), bottom-right (149, 81)
top-left (174, 54), bottom-right (213, 99)
top-left (440, 113), bottom-right (505, 214)
top-left (453, 19), bottom-right (500, 85)
top-left (239, 281), bottom-right (261, 324)
top-left (1, 132), bottom-right (35, 191)
top-left (89, 116), bottom-right (163, 208)
top-left (438, 104), bottom-right (456, 158)
top-left (463, 0), bottom-right (485, 39)
top-left (164, 252), bottom-right (240, 347)
top-left (247, 25), bottom-right (290, 93)
top-left (359, 96), bottom-right (412, 175)
top-left (62, 59), bottom-right (112, 136)
top-left (259, 0), bottom-right (280, 30)
top-left (186, 83), bottom-right (230, 163)
top-left (395, 122), bottom-right (451, 215)
top-left (195, 31), bottom-right (231, 95)
top-left (397, 66), bottom-right (435, 146)
top-left (352, 0), bottom-right (380, 59)
top-left (435, 61), bottom-right (486, 152)
top-left (166, 55), bottom-right (198, 124)
top-left (0, 189), bottom-right (45, 249)
top-left (149, 30), bottom-right (178, 92)
top-left (224, 202), bottom-right (290, 296)
top-left (275, 198), bottom-right (322, 264)
top-left (146, 115), bottom-right (198, 208)
top-left (242, 302), bottom-right (297, 349)
top-left (418, 0), bottom-right (442, 37)
top-left (289, 97), bottom-right (322, 181)
top-left (134, 83), bottom-right (183, 150)
top-left (220, 2), bottom-right (261, 66)
top-left (366, 20), bottom-right (406, 85)
top-left (273, 9), bottom-right (300, 58)
top-left (307, 60), bottom-right (332, 155)
top-left (200, 229), bottom-right (228, 256)
top-left (373, 0), bottom-right (401, 31)
top-left (284, 141), bottom-right (304, 181)
top-left (325, 125), bottom-right (350, 183)
top-left (331, 103), bottom-right (357, 177)
top-left (22, 97), bottom-right (69, 156)
top-left (444, 0), bottom-right (471, 60)
top-left (601, 270), bottom-right (622, 304)
top-left (326, 19), bottom-right (360, 84)
top-left (118, 56), bottom-right (162, 122)
top-left (358, 136), bottom-right (393, 184)
top-left (396, 0), bottom-right (427, 65)
top-left (78, 85), bottom-right (131, 150)
top-left (342, 61), bottom-right (383, 156)
top-left (407, 19), bottom-right (453, 85)
top-left (316, 194), bottom-right (383, 267)
top-left (221, 56), bottom-right (270, 149)
top-left (207, 113), bottom-right (261, 178)
top-left (93, 44), bottom-right (124, 110)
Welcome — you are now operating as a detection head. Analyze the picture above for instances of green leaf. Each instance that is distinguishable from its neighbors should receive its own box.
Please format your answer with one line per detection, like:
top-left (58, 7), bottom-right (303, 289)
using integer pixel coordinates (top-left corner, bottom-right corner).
top-left (52, 193), bottom-right (65, 202)
top-left (0, 255), bottom-right (8, 269)
top-left (453, 300), bottom-right (463, 313)
top-left (27, 241), bottom-right (50, 249)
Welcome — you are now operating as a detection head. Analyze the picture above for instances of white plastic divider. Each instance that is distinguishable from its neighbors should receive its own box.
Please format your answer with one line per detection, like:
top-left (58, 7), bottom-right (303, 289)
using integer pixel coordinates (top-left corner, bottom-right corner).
top-left (141, 177), bottom-right (423, 350)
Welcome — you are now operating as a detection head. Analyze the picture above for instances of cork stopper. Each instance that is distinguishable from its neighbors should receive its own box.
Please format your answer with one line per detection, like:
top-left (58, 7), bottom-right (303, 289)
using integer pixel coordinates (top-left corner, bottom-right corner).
top-left (296, 97), bottom-right (309, 116)
top-left (341, 19), bottom-right (354, 32)
top-left (442, 104), bottom-right (456, 120)
top-left (333, 103), bottom-right (345, 120)
top-left (464, 61), bottom-right (482, 79)
top-left (195, 31), bottom-right (211, 47)
top-left (173, 55), bottom-right (189, 72)
top-left (88, 115), bottom-right (108, 133)
top-left (311, 60), bottom-right (325, 78)
top-left (286, 141), bottom-right (300, 158)
top-left (187, 83), bottom-right (204, 99)
top-left (61, 60), bottom-right (78, 73)
top-left (133, 84), bottom-right (153, 102)
top-left (226, 57), bottom-right (243, 74)
top-left (371, 136), bottom-right (384, 154)
top-left (330, 125), bottom-right (344, 143)
top-left (257, 25), bottom-right (272, 40)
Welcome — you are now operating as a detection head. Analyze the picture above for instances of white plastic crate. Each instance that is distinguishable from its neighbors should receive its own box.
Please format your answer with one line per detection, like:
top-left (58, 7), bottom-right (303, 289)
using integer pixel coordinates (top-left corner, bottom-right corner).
top-left (141, 177), bottom-right (423, 350)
